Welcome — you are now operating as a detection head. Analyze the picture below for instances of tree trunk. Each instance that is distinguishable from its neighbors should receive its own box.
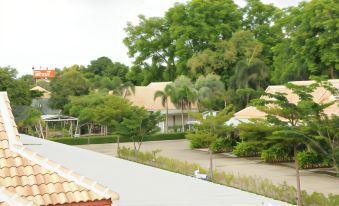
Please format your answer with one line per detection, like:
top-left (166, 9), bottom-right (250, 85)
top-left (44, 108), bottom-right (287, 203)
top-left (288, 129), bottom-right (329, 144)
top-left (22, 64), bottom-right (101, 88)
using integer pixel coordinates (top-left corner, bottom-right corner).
top-left (181, 102), bottom-right (184, 132)
top-left (134, 142), bottom-right (138, 161)
top-left (329, 65), bottom-right (336, 79)
top-left (166, 100), bottom-right (169, 133)
top-left (209, 147), bottom-right (214, 180)
top-left (117, 136), bottom-right (120, 157)
top-left (294, 145), bottom-right (302, 206)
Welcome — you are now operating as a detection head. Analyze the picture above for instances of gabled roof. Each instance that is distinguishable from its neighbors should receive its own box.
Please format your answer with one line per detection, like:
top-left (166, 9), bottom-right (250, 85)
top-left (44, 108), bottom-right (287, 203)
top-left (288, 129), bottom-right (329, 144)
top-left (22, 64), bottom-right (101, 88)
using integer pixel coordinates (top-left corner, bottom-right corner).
top-left (30, 86), bottom-right (51, 99)
top-left (234, 79), bottom-right (339, 120)
top-left (125, 82), bottom-right (198, 111)
top-left (0, 92), bottom-right (119, 206)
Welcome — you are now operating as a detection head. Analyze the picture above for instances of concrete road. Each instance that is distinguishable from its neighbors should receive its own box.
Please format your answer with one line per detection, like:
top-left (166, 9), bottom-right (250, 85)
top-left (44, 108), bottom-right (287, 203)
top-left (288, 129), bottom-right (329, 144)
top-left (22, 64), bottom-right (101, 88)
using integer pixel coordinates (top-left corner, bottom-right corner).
top-left (78, 139), bottom-right (339, 196)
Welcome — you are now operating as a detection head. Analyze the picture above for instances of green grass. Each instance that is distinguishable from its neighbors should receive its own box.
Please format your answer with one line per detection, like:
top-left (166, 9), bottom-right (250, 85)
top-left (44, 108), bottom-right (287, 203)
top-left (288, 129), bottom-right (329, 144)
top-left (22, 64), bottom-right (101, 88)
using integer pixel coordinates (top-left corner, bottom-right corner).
top-left (118, 146), bottom-right (339, 206)
top-left (49, 132), bottom-right (186, 145)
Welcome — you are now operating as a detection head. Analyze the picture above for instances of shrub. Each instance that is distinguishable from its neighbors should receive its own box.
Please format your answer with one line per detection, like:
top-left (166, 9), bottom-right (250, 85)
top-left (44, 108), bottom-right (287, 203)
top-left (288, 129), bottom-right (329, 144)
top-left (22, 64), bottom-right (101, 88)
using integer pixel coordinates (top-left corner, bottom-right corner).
top-left (50, 132), bottom-right (186, 145)
top-left (232, 142), bottom-right (261, 157)
top-left (261, 144), bottom-right (293, 163)
top-left (297, 151), bottom-right (329, 169)
top-left (186, 132), bottom-right (214, 149)
top-left (211, 138), bottom-right (233, 153)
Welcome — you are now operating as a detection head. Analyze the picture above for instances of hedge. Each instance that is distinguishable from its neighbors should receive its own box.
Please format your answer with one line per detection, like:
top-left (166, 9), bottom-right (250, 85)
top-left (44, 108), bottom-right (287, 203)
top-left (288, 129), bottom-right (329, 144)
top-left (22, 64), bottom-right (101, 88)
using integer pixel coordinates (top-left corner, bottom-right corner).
top-left (49, 132), bottom-right (186, 145)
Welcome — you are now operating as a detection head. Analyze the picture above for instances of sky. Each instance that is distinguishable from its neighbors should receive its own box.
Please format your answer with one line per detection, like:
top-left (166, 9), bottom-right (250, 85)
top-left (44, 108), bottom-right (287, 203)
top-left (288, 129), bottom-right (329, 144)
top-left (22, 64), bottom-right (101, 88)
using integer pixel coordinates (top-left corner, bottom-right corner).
top-left (0, 0), bottom-right (305, 76)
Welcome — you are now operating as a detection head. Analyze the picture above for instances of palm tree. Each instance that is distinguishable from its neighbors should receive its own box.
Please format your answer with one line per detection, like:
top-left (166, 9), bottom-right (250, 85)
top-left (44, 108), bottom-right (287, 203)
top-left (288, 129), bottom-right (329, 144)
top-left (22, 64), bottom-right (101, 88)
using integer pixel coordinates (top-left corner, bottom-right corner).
top-left (169, 76), bottom-right (197, 132)
top-left (154, 84), bottom-right (174, 133)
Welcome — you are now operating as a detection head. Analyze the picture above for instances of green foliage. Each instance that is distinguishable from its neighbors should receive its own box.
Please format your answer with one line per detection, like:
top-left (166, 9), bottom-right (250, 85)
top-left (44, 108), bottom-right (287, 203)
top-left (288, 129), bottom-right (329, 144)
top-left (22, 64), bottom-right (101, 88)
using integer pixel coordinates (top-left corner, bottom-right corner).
top-left (272, 0), bottom-right (339, 82)
top-left (186, 132), bottom-right (214, 149)
top-left (232, 142), bottom-right (261, 157)
top-left (50, 133), bottom-right (186, 145)
top-left (119, 147), bottom-right (339, 206)
top-left (49, 66), bottom-right (90, 109)
top-left (195, 74), bottom-right (225, 111)
top-left (297, 151), bottom-right (329, 169)
top-left (261, 144), bottom-right (293, 163)
top-left (211, 137), bottom-right (233, 153)
top-left (0, 67), bottom-right (37, 108)
top-left (187, 106), bottom-right (234, 149)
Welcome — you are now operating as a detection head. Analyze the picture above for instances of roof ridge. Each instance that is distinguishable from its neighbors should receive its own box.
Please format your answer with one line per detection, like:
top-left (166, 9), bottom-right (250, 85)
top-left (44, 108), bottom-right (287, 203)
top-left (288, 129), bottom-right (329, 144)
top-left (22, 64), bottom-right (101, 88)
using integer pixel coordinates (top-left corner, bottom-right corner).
top-left (0, 92), bottom-right (119, 205)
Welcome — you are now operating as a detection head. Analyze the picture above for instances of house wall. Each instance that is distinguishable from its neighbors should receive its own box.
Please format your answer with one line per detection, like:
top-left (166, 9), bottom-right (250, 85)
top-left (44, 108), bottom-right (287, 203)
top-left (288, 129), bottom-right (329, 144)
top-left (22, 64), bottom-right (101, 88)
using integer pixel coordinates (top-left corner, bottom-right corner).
top-left (159, 113), bottom-right (195, 133)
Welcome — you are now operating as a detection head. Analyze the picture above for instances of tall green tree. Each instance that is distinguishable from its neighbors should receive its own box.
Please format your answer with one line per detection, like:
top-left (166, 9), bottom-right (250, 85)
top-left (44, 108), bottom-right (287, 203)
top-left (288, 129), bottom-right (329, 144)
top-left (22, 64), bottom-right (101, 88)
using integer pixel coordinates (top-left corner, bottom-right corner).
top-left (124, 16), bottom-right (176, 81)
top-left (272, 0), bottom-right (339, 82)
top-left (49, 66), bottom-right (89, 110)
top-left (166, 0), bottom-right (242, 73)
top-left (242, 0), bottom-right (283, 65)
top-left (0, 67), bottom-right (39, 108)
top-left (169, 76), bottom-right (197, 132)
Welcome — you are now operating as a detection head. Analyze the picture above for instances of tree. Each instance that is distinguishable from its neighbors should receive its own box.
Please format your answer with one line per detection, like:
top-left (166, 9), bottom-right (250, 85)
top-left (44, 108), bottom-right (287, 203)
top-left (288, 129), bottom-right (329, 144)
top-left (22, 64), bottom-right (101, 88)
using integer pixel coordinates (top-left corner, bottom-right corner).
top-left (242, 0), bottom-right (283, 65)
top-left (49, 66), bottom-right (90, 110)
top-left (187, 106), bottom-right (234, 179)
top-left (272, 0), bottom-right (339, 81)
top-left (168, 76), bottom-right (197, 132)
top-left (154, 85), bottom-right (174, 133)
top-left (195, 74), bottom-right (225, 111)
top-left (116, 107), bottom-right (162, 160)
top-left (124, 15), bottom-right (176, 81)
top-left (252, 81), bottom-right (336, 206)
top-left (166, 0), bottom-right (242, 73)
top-left (0, 67), bottom-right (40, 108)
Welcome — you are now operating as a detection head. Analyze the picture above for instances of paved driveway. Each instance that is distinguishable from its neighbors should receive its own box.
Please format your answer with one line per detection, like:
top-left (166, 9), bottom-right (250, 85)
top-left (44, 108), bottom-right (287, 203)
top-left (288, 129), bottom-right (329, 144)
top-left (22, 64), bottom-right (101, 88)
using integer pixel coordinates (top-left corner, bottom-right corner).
top-left (78, 139), bottom-right (339, 196)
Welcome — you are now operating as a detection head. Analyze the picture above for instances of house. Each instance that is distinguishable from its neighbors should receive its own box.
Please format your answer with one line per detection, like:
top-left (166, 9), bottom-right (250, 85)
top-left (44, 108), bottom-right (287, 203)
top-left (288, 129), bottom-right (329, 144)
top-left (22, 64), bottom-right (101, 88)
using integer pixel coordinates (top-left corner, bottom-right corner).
top-left (228, 79), bottom-right (339, 125)
top-left (124, 82), bottom-right (199, 132)
top-left (30, 86), bottom-right (60, 115)
top-left (0, 92), bottom-right (119, 206)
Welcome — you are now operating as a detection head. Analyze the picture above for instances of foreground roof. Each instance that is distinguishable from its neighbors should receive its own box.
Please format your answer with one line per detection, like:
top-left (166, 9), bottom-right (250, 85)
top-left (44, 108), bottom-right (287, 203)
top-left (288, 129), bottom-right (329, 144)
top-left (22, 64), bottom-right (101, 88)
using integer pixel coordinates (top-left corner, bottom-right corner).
top-left (0, 92), bottom-right (119, 206)
top-left (234, 79), bottom-right (339, 120)
top-left (125, 82), bottom-right (198, 111)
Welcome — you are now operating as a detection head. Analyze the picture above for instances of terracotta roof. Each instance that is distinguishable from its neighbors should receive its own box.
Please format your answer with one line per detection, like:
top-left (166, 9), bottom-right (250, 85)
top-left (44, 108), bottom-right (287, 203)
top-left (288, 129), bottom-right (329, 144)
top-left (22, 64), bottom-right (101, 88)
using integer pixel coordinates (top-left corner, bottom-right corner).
top-left (0, 92), bottom-right (119, 206)
top-left (30, 86), bottom-right (51, 99)
top-left (124, 82), bottom-right (198, 111)
top-left (235, 79), bottom-right (339, 120)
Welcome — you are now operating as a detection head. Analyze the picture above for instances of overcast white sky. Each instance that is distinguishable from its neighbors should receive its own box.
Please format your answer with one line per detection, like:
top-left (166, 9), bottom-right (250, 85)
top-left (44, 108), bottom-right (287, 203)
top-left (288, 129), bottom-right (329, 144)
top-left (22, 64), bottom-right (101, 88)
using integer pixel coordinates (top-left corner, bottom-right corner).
top-left (0, 0), bottom-right (305, 76)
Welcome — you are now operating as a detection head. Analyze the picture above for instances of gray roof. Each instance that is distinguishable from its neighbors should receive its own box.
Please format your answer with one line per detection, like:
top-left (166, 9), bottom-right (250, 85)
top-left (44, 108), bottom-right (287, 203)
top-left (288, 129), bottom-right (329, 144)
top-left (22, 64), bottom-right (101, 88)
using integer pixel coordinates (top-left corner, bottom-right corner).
top-left (21, 134), bottom-right (293, 206)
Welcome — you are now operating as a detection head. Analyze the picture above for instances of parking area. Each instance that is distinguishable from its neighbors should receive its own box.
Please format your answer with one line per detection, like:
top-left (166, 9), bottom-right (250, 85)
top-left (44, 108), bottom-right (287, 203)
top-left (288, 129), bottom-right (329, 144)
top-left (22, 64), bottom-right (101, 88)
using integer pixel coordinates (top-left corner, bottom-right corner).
top-left (77, 139), bottom-right (339, 196)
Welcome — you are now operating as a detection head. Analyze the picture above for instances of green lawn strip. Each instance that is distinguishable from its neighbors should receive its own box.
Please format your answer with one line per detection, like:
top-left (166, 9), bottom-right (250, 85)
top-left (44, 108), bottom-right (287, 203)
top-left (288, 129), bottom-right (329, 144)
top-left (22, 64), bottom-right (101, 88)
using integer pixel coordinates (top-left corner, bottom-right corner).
top-left (118, 146), bottom-right (339, 206)
top-left (48, 132), bottom-right (185, 145)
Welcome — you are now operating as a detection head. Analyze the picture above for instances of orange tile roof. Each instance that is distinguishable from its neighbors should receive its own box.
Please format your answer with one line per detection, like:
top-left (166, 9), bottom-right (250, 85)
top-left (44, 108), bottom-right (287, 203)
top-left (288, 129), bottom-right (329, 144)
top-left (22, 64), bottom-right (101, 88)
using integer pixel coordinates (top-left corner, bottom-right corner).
top-left (0, 92), bottom-right (119, 206)
top-left (235, 79), bottom-right (339, 120)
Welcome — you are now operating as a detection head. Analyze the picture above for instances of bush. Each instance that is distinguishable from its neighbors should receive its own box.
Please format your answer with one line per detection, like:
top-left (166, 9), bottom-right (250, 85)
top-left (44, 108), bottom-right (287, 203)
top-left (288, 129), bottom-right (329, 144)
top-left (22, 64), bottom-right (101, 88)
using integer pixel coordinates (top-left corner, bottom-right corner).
top-left (211, 138), bottom-right (233, 153)
top-left (232, 142), bottom-right (261, 157)
top-left (297, 151), bottom-right (329, 169)
top-left (186, 132), bottom-right (214, 148)
top-left (50, 132), bottom-right (186, 145)
top-left (261, 144), bottom-right (293, 163)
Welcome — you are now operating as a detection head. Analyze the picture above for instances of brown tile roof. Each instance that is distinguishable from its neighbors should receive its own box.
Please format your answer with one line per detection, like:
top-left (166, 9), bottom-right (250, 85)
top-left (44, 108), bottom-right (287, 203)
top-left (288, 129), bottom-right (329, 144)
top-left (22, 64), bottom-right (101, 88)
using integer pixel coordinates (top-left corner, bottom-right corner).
top-left (124, 82), bottom-right (198, 111)
top-left (0, 92), bottom-right (119, 206)
top-left (235, 79), bottom-right (339, 120)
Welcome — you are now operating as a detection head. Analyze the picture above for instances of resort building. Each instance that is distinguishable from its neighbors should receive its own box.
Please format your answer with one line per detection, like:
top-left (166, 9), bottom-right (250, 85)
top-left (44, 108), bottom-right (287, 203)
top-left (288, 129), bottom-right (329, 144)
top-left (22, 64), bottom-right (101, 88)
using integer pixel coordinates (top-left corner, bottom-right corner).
top-left (228, 79), bottom-right (339, 125)
top-left (0, 92), bottom-right (119, 206)
top-left (125, 82), bottom-right (199, 132)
